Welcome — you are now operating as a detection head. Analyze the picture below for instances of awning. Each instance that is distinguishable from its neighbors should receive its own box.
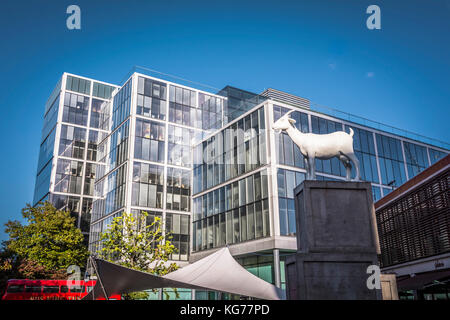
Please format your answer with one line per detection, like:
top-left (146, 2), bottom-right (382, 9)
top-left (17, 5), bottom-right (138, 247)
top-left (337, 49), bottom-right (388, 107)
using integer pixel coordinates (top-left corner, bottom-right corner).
top-left (164, 247), bottom-right (283, 300)
top-left (397, 268), bottom-right (450, 291)
top-left (83, 247), bottom-right (282, 300)
top-left (82, 258), bottom-right (204, 300)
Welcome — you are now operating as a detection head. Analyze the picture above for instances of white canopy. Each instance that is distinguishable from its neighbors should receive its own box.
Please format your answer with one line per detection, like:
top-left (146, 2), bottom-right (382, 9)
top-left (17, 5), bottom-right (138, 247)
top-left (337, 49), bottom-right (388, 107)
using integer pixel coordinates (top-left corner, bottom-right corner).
top-left (163, 247), bottom-right (283, 300)
top-left (83, 247), bottom-right (282, 300)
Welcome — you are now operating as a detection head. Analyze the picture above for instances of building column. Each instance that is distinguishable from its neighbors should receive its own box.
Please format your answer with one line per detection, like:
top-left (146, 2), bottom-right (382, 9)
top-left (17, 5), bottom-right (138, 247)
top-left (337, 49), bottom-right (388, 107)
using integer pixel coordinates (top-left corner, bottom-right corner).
top-left (273, 249), bottom-right (281, 288)
top-left (158, 288), bottom-right (162, 300)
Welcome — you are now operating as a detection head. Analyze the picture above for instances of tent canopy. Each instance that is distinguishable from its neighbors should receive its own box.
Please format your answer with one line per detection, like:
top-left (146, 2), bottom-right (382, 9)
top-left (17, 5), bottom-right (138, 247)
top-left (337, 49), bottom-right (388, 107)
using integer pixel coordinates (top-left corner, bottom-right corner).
top-left (83, 247), bottom-right (282, 300)
top-left (164, 247), bottom-right (282, 300)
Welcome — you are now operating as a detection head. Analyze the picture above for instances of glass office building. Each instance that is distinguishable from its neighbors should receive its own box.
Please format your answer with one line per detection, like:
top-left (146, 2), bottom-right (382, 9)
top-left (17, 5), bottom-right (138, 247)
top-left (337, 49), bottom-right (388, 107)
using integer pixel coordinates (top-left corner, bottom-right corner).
top-left (34, 71), bottom-right (449, 296)
top-left (33, 73), bottom-right (118, 245)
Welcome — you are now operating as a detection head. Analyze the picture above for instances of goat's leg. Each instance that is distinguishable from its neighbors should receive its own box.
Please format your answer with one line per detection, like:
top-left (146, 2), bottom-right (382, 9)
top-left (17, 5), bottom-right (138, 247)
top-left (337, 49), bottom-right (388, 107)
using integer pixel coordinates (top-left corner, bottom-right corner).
top-left (304, 156), bottom-right (310, 179)
top-left (347, 152), bottom-right (361, 181)
top-left (309, 156), bottom-right (316, 180)
top-left (339, 155), bottom-right (351, 181)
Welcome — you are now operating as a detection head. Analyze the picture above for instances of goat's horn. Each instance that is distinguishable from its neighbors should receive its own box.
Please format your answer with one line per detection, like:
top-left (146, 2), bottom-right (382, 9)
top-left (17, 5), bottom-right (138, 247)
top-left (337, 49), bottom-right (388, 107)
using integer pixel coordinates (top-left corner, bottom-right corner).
top-left (284, 109), bottom-right (295, 117)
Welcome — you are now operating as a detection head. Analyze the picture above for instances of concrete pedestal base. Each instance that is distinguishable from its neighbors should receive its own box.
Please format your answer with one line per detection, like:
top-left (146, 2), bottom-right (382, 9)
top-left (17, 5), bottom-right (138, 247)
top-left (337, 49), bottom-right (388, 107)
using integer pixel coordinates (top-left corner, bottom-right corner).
top-left (286, 181), bottom-right (382, 300)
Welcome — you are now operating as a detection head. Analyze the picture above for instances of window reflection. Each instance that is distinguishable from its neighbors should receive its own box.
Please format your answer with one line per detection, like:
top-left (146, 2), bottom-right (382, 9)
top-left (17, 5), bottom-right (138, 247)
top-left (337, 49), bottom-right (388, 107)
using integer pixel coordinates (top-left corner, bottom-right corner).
top-left (134, 118), bottom-right (165, 163)
top-left (62, 92), bottom-right (89, 126)
top-left (131, 162), bottom-right (164, 209)
top-left (193, 107), bottom-right (265, 194)
top-left (193, 169), bottom-right (270, 251)
top-left (59, 125), bottom-right (86, 159)
top-left (167, 168), bottom-right (191, 212)
top-left (137, 77), bottom-right (166, 120)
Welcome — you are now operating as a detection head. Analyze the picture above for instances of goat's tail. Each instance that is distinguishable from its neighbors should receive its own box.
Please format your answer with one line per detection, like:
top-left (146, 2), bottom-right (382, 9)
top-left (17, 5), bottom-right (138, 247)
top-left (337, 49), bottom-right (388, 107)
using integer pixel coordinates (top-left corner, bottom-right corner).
top-left (348, 128), bottom-right (354, 137)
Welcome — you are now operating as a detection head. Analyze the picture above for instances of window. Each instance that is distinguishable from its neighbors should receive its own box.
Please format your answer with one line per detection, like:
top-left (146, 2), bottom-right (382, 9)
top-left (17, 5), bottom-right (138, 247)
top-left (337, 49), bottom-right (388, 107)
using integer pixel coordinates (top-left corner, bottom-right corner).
top-left (131, 162), bottom-right (164, 209)
top-left (83, 163), bottom-right (96, 196)
top-left (166, 213), bottom-right (190, 261)
top-left (43, 286), bottom-right (60, 293)
top-left (66, 75), bottom-right (91, 95)
top-left (54, 159), bottom-right (83, 194)
top-left (50, 194), bottom-right (81, 226)
top-left (403, 141), bottom-right (429, 179)
top-left (169, 85), bottom-right (197, 127)
top-left (168, 125), bottom-right (202, 167)
top-left (194, 107), bottom-right (264, 193)
top-left (41, 94), bottom-right (59, 142)
top-left (25, 286), bottom-right (42, 293)
top-left (81, 198), bottom-right (93, 233)
top-left (199, 93), bottom-right (223, 130)
top-left (167, 168), bottom-right (191, 212)
top-left (429, 149), bottom-right (447, 165)
top-left (59, 125), bottom-right (86, 159)
top-left (104, 164), bottom-right (127, 215)
top-left (277, 168), bottom-right (306, 236)
top-left (69, 286), bottom-right (85, 293)
top-left (7, 285), bottom-right (24, 293)
top-left (192, 169), bottom-right (270, 251)
top-left (87, 130), bottom-right (107, 162)
top-left (109, 120), bottom-right (129, 170)
top-left (93, 82), bottom-right (115, 99)
top-left (112, 79), bottom-right (132, 130)
top-left (90, 98), bottom-right (107, 128)
top-left (62, 92), bottom-right (89, 126)
top-left (135, 118), bottom-right (165, 163)
top-left (376, 134), bottom-right (407, 187)
top-left (137, 77), bottom-right (167, 120)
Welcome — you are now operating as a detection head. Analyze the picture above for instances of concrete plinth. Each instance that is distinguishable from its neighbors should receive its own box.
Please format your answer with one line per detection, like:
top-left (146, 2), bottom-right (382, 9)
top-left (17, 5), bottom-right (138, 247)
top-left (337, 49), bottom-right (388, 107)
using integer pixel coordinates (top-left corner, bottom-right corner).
top-left (285, 181), bottom-right (382, 300)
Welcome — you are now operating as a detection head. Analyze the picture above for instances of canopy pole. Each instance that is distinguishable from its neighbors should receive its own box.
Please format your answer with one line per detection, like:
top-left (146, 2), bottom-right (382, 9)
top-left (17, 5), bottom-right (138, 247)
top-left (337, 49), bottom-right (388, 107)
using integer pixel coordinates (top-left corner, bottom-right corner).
top-left (90, 256), bottom-right (109, 300)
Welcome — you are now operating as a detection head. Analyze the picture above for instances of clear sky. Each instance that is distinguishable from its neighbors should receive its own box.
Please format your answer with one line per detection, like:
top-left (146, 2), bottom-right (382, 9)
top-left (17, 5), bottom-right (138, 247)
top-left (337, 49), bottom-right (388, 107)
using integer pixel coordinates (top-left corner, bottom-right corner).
top-left (0, 0), bottom-right (449, 241)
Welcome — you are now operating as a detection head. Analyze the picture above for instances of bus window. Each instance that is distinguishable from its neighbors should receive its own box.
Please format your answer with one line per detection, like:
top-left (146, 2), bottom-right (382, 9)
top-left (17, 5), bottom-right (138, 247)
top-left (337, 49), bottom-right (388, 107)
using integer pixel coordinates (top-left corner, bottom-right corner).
top-left (60, 286), bottom-right (69, 293)
top-left (69, 286), bottom-right (85, 293)
top-left (25, 286), bottom-right (42, 293)
top-left (86, 286), bottom-right (93, 293)
top-left (43, 286), bottom-right (60, 293)
top-left (7, 285), bottom-right (24, 293)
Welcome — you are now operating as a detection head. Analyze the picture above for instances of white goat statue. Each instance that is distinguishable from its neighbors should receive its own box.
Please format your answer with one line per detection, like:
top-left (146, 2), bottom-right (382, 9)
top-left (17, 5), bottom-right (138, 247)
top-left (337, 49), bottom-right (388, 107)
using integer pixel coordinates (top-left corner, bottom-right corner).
top-left (272, 110), bottom-right (361, 181)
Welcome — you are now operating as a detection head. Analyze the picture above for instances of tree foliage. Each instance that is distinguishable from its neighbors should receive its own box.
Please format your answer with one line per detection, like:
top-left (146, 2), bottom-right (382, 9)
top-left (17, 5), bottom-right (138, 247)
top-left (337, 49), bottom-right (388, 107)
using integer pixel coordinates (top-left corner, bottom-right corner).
top-left (3, 202), bottom-right (89, 273)
top-left (99, 211), bottom-right (179, 300)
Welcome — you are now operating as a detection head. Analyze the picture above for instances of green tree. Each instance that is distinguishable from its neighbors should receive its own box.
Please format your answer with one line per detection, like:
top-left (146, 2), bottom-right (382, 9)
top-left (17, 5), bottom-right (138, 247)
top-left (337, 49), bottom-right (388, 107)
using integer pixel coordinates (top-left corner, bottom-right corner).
top-left (99, 211), bottom-right (179, 300)
top-left (4, 202), bottom-right (89, 274)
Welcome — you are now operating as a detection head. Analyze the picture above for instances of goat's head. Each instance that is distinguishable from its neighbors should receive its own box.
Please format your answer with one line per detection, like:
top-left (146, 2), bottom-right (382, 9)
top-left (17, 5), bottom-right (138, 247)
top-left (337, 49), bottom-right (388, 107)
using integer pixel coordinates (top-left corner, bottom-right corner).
top-left (272, 110), bottom-right (296, 133)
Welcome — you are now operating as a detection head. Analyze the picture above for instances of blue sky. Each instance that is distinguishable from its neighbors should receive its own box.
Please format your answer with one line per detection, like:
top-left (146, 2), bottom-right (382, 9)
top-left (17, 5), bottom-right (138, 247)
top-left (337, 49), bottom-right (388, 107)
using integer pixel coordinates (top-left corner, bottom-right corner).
top-left (0, 0), bottom-right (449, 241)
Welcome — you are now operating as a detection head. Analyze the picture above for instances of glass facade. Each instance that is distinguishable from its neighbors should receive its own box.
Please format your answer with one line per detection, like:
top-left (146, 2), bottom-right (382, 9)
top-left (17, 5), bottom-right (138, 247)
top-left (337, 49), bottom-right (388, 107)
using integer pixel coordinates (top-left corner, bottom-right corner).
top-left (62, 92), bottom-right (90, 126)
top-left (166, 167), bottom-right (190, 212)
top-left (35, 71), bottom-right (448, 299)
top-left (277, 168), bottom-right (305, 236)
top-left (192, 107), bottom-right (266, 194)
top-left (192, 169), bottom-right (270, 251)
top-left (137, 76), bottom-right (167, 120)
top-left (33, 73), bottom-right (118, 245)
top-left (131, 162), bottom-right (164, 209)
top-left (403, 141), bottom-right (429, 178)
top-left (169, 85), bottom-right (197, 127)
top-left (166, 213), bottom-right (190, 261)
top-left (168, 125), bottom-right (203, 167)
top-left (134, 118), bottom-right (165, 163)
top-left (88, 73), bottom-right (226, 260)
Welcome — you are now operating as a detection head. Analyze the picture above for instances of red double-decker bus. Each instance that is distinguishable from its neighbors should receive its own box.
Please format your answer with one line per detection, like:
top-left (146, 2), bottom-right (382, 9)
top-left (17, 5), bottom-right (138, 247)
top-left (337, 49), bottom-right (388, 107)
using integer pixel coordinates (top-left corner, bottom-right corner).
top-left (1, 279), bottom-right (121, 300)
